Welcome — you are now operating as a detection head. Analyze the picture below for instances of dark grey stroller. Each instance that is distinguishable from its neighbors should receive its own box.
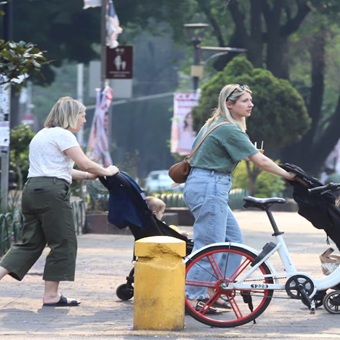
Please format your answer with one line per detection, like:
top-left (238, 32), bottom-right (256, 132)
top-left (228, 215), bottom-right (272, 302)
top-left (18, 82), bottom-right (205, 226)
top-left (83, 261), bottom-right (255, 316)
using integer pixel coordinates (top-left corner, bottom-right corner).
top-left (99, 172), bottom-right (193, 300)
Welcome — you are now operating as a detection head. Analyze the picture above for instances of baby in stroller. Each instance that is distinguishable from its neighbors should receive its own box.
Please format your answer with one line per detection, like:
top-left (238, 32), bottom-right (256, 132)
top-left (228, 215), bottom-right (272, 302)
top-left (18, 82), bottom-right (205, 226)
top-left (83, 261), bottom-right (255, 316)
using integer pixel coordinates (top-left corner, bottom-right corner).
top-left (145, 196), bottom-right (189, 238)
top-left (99, 172), bottom-right (193, 301)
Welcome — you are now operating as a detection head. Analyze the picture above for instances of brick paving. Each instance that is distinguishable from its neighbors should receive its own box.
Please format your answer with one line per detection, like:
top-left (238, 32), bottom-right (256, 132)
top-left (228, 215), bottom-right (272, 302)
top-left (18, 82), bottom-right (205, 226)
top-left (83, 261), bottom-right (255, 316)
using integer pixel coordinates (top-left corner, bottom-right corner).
top-left (1, 210), bottom-right (340, 339)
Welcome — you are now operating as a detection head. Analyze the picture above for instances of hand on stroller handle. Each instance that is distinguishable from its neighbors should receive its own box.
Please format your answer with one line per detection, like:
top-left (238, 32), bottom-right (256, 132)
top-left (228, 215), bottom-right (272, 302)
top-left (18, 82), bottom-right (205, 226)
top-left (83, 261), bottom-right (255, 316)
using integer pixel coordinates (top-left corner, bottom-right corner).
top-left (184, 195), bottom-right (340, 328)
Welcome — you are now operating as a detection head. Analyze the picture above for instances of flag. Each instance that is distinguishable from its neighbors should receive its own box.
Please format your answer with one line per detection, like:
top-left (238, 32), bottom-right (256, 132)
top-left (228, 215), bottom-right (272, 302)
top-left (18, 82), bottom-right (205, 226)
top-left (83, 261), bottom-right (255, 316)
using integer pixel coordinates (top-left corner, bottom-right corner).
top-left (83, 0), bottom-right (101, 9)
top-left (87, 85), bottom-right (113, 166)
top-left (83, 0), bottom-right (123, 49)
top-left (171, 92), bottom-right (200, 155)
top-left (106, 0), bottom-right (123, 49)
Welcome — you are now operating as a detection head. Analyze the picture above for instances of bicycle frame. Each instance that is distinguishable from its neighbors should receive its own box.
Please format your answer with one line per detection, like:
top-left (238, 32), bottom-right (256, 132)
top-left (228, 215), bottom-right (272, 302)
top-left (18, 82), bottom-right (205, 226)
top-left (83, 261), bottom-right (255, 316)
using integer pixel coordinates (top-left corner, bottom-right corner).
top-left (184, 188), bottom-right (340, 326)
top-left (185, 222), bottom-right (340, 298)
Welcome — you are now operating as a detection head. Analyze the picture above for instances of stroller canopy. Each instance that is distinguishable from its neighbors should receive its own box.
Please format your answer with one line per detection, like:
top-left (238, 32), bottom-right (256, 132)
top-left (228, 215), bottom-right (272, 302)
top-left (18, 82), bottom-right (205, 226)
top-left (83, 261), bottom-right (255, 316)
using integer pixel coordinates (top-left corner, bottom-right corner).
top-left (281, 163), bottom-right (340, 250)
top-left (99, 172), bottom-right (152, 230)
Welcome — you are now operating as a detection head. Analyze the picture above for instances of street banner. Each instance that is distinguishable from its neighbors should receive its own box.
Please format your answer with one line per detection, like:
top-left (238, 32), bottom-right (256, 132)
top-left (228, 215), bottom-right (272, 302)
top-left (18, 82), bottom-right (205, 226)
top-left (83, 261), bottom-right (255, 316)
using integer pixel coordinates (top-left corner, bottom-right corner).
top-left (171, 92), bottom-right (200, 155)
top-left (87, 85), bottom-right (113, 166)
top-left (0, 75), bottom-right (10, 151)
top-left (106, 0), bottom-right (122, 49)
top-left (83, 0), bottom-right (122, 48)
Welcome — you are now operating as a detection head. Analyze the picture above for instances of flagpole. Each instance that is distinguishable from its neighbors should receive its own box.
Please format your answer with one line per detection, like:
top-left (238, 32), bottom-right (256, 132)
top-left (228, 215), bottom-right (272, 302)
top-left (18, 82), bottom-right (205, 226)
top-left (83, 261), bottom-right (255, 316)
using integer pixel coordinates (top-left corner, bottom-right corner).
top-left (100, 0), bottom-right (107, 91)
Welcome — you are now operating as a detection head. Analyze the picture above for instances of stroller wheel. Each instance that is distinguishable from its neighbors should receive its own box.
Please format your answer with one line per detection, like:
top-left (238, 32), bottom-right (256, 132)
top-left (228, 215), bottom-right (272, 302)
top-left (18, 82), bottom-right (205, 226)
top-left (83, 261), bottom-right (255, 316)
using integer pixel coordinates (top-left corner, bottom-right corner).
top-left (116, 283), bottom-right (134, 301)
top-left (323, 290), bottom-right (340, 314)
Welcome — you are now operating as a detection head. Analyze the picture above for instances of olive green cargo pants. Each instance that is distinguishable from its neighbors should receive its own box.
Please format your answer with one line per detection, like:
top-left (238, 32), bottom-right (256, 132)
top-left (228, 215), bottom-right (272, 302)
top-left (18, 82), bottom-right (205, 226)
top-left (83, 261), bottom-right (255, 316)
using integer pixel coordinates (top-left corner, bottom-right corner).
top-left (0, 177), bottom-right (77, 281)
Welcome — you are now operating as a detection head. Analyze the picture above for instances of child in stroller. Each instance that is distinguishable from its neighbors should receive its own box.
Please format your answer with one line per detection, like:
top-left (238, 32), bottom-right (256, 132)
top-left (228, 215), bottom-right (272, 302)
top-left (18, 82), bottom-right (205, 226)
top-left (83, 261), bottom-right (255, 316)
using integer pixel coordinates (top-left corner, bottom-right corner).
top-left (99, 172), bottom-right (193, 301)
top-left (145, 196), bottom-right (189, 238)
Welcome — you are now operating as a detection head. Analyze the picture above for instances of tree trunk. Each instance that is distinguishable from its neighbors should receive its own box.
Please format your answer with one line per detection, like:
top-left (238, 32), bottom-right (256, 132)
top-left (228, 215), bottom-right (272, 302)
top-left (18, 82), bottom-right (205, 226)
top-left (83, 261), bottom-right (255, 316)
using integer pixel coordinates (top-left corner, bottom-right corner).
top-left (282, 26), bottom-right (333, 174)
top-left (245, 161), bottom-right (261, 196)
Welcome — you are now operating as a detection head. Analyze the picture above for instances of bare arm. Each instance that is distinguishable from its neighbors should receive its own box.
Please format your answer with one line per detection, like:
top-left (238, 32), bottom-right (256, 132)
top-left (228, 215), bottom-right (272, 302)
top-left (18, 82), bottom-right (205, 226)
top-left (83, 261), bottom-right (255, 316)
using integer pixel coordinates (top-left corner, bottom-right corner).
top-left (248, 152), bottom-right (295, 180)
top-left (64, 146), bottom-right (119, 178)
top-left (71, 169), bottom-right (97, 180)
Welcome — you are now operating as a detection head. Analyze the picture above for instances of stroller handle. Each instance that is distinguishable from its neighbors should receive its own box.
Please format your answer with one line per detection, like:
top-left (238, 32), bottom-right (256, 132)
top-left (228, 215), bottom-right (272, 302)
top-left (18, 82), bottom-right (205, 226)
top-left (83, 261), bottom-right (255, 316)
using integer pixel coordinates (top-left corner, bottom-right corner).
top-left (308, 182), bottom-right (340, 195)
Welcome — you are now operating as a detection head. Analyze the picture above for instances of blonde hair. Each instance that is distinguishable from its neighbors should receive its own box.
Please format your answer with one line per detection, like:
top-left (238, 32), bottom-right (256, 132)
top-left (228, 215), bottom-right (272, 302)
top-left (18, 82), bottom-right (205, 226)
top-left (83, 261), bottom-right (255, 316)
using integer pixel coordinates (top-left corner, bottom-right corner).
top-left (146, 196), bottom-right (166, 213)
top-left (206, 84), bottom-right (252, 132)
top-left (44, 96), bottom-right (86, 129)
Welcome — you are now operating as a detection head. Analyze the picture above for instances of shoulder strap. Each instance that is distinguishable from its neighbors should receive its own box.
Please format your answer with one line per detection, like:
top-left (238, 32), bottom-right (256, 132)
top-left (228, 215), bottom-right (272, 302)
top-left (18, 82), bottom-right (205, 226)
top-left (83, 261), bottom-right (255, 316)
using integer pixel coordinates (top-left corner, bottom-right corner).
top-left (188, 122), bottom-right (230, 158)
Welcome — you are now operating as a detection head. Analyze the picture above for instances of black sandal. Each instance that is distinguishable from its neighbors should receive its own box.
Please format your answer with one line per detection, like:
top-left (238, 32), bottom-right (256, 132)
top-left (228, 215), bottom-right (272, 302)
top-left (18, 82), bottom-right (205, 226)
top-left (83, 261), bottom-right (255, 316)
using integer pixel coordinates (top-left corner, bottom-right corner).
top-left (43, 295), bottom-right (80, 307)
top-left (195, 300), bottom-right (222, 314)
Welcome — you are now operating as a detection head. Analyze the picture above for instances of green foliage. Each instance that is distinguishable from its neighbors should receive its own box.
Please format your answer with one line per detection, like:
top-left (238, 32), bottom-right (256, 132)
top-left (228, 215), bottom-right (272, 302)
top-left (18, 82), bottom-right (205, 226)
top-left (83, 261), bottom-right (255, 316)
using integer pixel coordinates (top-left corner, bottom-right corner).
top-left (120, 150), bottom-right (140, 180)
top-left (0, 40), bottom-right (49, 89)
top-left (232, 160), bottom-right (286, 198)
top-left (249, 72), bottom-right (311, 147)
top-left (192, 56), bottom-right (311, 149)
top-left (85, 179), bottom-right (109, 212)
top-left (9, 0), bottom-right (192, 85)
top-left (9, 124), bottom-right (35, 189)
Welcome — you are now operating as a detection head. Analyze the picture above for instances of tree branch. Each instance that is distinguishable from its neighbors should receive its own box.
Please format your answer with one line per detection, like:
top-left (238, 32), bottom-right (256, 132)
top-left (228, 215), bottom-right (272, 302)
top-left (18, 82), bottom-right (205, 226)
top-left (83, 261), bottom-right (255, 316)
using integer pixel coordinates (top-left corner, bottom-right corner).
top-left (280, 1), bottom-right (311, 38)
top-left (227, 0), bottom-right (249, 43)
top-left (196, 0), bottom-right (226, 47)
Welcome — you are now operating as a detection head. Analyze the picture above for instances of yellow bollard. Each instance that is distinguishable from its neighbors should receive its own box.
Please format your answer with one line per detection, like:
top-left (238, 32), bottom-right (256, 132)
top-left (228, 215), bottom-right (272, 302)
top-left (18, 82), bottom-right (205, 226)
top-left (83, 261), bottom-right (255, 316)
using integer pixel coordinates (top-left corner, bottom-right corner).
top-left (133, 236), bottom-right (186, 331)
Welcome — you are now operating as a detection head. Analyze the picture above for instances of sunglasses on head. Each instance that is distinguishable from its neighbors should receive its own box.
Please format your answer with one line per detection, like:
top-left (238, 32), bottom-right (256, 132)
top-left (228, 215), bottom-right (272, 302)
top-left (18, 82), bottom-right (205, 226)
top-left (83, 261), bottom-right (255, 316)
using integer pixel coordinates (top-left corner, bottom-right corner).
top-left (226, 85), bottom-right (249, 101)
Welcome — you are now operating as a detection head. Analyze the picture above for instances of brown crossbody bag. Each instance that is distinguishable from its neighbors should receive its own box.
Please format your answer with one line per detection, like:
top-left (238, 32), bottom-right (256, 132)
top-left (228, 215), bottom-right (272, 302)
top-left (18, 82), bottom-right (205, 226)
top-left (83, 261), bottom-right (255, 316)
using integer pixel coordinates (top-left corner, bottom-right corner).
top-left (168, 122), bottom-right (230, 184)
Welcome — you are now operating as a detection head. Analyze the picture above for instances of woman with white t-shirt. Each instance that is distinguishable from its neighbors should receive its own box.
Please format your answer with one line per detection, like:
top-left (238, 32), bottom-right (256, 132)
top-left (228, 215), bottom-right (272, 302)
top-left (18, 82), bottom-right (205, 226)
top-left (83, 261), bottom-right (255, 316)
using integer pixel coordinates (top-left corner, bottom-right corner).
top-left (0, 97), bottom-right (119, 307)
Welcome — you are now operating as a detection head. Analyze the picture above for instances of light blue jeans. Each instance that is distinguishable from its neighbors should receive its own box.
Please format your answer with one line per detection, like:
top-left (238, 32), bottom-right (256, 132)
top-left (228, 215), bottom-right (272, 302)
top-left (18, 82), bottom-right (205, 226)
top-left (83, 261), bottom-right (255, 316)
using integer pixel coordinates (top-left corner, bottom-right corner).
top-left (184, 168), bottom-right (243, 300)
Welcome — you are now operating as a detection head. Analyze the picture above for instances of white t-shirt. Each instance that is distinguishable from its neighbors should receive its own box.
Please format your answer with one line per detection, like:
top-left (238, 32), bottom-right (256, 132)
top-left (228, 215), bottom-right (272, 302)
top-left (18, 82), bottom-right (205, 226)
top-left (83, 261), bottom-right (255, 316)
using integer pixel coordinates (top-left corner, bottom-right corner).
top-left (28, 127), bottom-right (79, 184)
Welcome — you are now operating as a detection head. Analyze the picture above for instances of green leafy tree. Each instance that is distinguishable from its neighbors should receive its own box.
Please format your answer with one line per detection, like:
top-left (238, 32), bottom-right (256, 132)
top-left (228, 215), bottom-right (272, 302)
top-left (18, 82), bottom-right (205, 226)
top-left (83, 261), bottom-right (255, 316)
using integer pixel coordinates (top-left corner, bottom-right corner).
top-left (232, 160), bottom-right (286, 197)
top-left (9, 124), bottom-right (35, 189)
top-left (4, 0), bottom-right (191, 85)
top-left (280, 14), bottom-right (340, 172)
top-left (193, 56), bottom-right (311, 146)
top-left (0, 40), bottom-right (49, 89)
top-left (5, 0), bottom-right (340, 177)
top-left (190, 0), bottom-right (340, 174)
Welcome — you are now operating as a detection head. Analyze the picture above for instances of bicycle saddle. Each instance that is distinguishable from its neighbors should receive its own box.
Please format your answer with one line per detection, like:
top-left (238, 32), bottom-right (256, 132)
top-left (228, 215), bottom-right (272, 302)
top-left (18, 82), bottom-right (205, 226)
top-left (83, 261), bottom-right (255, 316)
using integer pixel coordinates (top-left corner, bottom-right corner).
top-left (243, 196), bottom-right (286, 210)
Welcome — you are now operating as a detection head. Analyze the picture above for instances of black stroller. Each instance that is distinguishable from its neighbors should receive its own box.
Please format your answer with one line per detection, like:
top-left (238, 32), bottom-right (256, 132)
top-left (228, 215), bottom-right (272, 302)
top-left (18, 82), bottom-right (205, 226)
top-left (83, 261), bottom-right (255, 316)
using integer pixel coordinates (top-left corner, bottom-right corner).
top-left (281, 163), bottom-right (340, 307)
top-left (99, 172), bottom-right (193, 301)
top-left (281, 163), bottom-right (340, 251)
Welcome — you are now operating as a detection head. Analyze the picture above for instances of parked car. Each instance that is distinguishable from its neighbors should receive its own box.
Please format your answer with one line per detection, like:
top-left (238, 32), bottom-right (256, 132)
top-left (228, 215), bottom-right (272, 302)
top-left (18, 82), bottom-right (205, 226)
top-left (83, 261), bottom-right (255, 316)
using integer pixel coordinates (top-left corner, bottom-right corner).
top-left (144, 170), bottom-right (184, 193)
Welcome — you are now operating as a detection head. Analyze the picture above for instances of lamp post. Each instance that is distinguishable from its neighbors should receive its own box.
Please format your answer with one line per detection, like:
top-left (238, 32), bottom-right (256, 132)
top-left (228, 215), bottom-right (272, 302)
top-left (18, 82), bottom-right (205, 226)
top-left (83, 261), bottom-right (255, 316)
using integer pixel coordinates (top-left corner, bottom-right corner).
top-left (184, 23), bottom-right (247, 92)
top-left (184, 23), bottom-right (208, 93)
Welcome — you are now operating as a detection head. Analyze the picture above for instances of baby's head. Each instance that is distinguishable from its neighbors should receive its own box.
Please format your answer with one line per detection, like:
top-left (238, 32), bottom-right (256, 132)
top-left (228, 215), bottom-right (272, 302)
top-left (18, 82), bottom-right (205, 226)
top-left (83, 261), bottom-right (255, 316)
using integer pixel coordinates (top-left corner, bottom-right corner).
top-left (146, 196), bottom-right (166, 220)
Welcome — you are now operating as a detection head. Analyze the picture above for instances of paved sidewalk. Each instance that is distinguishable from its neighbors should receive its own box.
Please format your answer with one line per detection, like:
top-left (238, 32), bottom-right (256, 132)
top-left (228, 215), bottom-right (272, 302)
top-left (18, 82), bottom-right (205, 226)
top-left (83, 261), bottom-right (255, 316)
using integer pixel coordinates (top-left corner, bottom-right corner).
top-left (1, 210), bottom-right (340, 339)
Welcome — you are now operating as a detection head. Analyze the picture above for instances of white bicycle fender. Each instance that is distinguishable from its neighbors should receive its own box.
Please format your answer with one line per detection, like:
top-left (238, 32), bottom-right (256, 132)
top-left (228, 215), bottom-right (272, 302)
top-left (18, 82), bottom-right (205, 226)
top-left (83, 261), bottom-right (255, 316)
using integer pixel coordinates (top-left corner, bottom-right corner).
top-left (185, 241), bottom-right (276, 274)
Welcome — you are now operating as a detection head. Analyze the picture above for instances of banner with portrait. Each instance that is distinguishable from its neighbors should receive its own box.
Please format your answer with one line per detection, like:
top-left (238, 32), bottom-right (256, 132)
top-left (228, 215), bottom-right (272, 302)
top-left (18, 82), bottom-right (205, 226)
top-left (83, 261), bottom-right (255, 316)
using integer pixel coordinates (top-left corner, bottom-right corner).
top-left (171, 92), bottom-right (200, 155)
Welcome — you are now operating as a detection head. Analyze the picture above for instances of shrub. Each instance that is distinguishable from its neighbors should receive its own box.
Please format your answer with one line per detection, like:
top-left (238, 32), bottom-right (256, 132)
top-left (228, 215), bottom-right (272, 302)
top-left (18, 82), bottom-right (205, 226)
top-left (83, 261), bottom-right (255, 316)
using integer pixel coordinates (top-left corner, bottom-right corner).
top-left (232, 160), bottom-right (286, 197)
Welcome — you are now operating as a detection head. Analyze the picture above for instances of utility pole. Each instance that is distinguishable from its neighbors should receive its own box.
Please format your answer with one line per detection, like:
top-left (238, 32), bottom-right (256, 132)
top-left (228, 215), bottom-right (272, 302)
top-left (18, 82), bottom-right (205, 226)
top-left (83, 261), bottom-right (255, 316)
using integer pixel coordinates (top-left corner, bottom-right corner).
top-left (184, 23), bottom-right (208, 93)
top-left (192, 36), bottom-right (203, 93)
top-left (184, 23), bottom-right (246, 93)
top-left (100, 0), bottom-right (107, 90)
top-left (77, 63), bottom-right (84, 146)
top-left (0, 0), bottom-right (13, 211)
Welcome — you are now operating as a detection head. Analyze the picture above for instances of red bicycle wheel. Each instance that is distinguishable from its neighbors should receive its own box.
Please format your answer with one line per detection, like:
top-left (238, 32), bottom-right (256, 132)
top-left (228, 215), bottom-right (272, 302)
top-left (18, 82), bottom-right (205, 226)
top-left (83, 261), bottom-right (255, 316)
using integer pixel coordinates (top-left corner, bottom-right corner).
top-left (185, 244), bottom-right (274, 327)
